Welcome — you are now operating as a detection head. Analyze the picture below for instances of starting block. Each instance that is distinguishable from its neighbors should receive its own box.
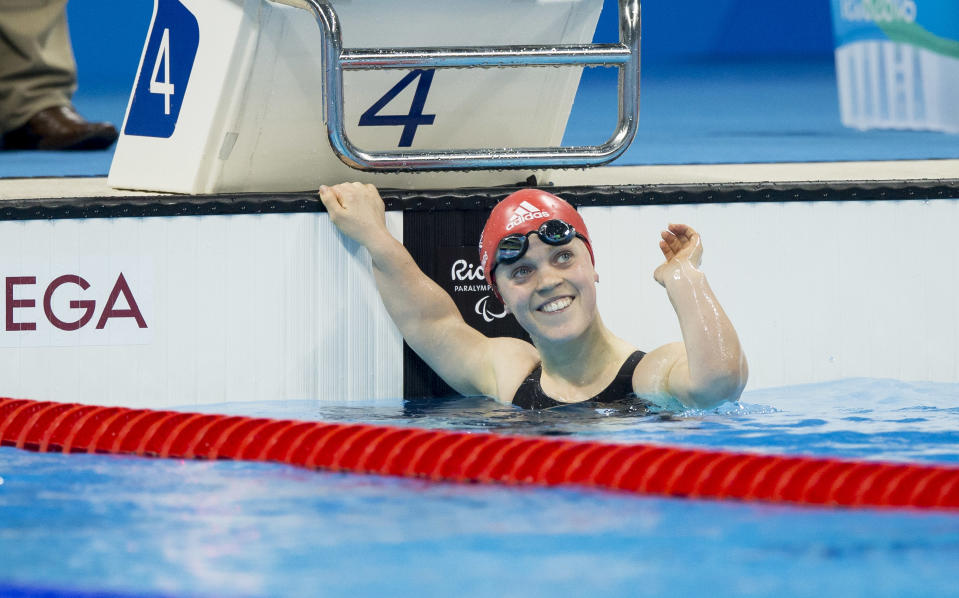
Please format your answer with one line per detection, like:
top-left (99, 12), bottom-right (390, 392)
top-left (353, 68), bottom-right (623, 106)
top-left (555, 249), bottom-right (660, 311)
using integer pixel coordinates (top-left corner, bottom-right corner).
top-left (108, 0), bottom-right (640, 193)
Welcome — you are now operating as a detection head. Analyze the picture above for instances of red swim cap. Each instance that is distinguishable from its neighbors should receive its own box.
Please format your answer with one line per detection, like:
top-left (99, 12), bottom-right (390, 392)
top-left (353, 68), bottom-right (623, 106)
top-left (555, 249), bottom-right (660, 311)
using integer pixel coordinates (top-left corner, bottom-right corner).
top-left (478, 189), bottom-right (594, 301)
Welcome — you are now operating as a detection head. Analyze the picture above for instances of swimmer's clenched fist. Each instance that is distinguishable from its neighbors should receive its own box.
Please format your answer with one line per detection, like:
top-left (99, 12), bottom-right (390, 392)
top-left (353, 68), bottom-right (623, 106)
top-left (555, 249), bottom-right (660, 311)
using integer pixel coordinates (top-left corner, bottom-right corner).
top-left (318, 183), bottom-right (389, 248)
top-left (654, 223), bottom-right (703, 287)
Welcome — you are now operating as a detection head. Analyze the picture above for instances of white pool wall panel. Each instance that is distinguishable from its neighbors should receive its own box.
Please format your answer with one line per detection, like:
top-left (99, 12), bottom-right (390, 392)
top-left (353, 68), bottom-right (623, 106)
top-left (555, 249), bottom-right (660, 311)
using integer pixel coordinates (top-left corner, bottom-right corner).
top-left (1, 199), bottom-right (957, 408)
top-left (587, 199), bottom-right (959, 389)
top-left (0, 213), bottom-right (403, 408)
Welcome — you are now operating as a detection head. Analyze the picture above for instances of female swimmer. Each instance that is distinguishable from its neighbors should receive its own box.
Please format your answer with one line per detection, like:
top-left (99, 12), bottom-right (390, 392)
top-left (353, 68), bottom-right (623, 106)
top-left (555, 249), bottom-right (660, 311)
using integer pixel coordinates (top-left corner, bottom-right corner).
top-left (318, 183), bottom-right (747, 410)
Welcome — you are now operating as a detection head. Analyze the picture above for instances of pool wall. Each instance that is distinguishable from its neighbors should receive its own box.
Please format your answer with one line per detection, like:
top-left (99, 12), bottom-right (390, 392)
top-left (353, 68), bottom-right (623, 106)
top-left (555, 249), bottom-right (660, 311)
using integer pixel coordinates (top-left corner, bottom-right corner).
top-left (0, 183), bottom-right (956, 407)
top-left (0, 208), bottom-right (403, 407)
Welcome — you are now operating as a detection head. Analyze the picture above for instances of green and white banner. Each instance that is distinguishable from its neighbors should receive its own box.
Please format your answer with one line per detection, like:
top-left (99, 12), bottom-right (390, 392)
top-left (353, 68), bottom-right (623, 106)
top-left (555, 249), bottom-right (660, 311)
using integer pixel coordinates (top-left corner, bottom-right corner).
top-left (832, 0), bottom-right (959, 58)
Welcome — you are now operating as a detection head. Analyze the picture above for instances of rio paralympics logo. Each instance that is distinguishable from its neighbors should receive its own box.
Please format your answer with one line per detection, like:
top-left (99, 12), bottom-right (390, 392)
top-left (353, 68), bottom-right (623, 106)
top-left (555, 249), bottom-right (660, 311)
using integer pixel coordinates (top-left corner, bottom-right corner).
top-left (449, 258), bottom-right (507, 322)
top-left (473, 295), bottom-right (507, 323)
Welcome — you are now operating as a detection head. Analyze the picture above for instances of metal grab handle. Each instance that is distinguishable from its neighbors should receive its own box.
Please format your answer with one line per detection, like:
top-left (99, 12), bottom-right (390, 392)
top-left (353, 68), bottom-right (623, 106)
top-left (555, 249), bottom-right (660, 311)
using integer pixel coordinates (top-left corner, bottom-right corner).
top-left (268, 0), bottom-right (640, 171)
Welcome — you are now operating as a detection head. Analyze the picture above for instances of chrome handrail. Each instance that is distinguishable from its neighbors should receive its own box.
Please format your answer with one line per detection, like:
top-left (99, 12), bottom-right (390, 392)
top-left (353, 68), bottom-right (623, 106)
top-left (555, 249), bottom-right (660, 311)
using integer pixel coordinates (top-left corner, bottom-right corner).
top-left (268, 0), bottom-right (640, 171)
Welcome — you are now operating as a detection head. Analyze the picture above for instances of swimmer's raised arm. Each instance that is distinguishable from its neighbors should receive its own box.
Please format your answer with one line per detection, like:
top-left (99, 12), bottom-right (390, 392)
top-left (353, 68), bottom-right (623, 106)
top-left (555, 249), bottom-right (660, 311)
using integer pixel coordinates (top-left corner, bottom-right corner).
top-left (318, 183), bottom-right (536, 400)
top-left (633, 224), bottom-right (748, 409)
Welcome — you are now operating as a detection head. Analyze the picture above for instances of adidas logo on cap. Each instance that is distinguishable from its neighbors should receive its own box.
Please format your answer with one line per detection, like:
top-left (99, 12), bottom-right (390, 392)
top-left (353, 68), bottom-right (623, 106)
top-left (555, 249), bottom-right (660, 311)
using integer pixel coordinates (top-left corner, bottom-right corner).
top-left (506, 201), bottom-right (550, 231)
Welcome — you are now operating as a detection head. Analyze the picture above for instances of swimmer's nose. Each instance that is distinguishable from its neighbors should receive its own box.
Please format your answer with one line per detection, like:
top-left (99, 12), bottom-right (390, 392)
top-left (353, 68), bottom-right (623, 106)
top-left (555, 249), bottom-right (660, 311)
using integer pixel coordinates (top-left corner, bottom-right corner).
top-left (534, 269), bottom-right (563, 294)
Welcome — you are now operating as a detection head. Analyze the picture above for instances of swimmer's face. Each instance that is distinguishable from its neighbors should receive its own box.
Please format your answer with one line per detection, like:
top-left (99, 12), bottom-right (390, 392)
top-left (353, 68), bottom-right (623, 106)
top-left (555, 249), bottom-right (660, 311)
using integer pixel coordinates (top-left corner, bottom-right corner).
top-left (496, 235), bottom-right (599, 344)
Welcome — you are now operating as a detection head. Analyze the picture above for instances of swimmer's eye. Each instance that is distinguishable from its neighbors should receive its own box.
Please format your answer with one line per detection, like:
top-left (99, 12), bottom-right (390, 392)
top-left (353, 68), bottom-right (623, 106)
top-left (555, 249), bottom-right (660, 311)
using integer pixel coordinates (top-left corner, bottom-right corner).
top-left (509, 265), bottom-right (533, 279)
top-left (554, 250), bottom-right (574, 264)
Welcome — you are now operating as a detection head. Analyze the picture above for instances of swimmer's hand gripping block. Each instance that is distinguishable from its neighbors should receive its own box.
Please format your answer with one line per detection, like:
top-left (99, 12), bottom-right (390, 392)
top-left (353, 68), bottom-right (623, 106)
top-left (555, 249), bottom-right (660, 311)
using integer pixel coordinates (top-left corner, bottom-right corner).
top-left (2, 397), bottom-right (957, 511)
top-left (108, 0), bottom-right (637, 193)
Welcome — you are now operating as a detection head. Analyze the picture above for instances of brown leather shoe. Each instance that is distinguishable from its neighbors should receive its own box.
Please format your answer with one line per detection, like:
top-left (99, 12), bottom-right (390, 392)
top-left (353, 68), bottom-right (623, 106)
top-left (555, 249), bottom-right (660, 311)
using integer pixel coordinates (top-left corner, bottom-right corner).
top-left (2, 105), bottom-right (119, 151)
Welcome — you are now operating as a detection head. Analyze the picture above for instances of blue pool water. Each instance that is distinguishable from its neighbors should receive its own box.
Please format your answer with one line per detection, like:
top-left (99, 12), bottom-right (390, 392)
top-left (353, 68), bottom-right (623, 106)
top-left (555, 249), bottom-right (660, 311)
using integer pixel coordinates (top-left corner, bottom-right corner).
top-left (1, 378), bottom-right (958, 598)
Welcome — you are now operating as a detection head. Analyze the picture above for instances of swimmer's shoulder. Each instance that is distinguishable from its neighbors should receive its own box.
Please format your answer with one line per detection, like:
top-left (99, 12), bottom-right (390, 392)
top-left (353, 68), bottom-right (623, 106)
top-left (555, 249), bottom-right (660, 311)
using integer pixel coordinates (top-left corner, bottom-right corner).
top-left (485, 336), bottom-right (538, 405)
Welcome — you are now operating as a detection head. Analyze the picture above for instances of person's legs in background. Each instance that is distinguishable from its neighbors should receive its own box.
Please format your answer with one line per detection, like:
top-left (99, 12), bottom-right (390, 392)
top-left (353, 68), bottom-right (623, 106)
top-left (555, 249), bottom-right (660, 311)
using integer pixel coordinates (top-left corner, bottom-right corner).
top-left (0, 0), bottom-right (117, 150)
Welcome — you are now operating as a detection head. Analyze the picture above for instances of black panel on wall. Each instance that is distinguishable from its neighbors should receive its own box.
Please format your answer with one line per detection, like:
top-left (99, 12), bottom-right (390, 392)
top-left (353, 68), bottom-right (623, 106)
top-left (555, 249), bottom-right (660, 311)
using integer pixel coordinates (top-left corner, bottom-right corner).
top-left (402, 209), bottom-right (530, 399)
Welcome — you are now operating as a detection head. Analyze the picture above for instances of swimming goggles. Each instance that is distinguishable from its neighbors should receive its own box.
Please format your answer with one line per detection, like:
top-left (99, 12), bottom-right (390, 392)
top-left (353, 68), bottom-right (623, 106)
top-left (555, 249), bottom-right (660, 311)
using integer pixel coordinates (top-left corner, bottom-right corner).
top-left (494, 219), bottom-right (583, 266)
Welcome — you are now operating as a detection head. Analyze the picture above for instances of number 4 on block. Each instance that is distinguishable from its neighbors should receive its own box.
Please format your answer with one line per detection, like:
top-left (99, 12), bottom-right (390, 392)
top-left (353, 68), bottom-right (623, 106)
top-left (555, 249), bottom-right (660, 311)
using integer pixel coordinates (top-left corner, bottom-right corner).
top-left (359, 70), bottom-right (436, 147)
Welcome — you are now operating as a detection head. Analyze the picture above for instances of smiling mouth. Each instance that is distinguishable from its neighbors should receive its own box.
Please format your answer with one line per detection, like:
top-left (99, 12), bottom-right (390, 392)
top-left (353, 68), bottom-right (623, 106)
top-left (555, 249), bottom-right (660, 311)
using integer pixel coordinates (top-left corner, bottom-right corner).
top-left (538, 296), bottom-right (573, 313)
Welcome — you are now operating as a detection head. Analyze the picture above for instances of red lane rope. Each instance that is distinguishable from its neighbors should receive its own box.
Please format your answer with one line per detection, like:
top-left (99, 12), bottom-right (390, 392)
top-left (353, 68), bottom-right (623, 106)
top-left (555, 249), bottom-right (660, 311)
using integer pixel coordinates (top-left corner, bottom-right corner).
top-left (2, 397), bottom-right (958, 510)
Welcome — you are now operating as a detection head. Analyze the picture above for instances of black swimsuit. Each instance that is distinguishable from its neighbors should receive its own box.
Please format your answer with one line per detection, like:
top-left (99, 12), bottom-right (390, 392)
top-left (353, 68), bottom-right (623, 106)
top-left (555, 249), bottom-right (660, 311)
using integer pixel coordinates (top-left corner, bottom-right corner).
top-left (511, 350), bottom-right (648, 410)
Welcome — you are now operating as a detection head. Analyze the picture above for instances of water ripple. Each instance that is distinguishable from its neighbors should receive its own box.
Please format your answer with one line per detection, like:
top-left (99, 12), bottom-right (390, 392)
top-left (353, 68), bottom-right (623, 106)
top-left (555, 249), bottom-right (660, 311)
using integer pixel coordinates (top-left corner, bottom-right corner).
top-left (184, 378), bottom-right (959, 464)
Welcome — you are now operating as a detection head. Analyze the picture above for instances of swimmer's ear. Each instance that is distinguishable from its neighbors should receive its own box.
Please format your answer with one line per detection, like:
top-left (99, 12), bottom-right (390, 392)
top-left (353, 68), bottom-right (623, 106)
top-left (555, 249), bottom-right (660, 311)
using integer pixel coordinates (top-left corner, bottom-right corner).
top-left (594, 272), bottom-right (600, 284)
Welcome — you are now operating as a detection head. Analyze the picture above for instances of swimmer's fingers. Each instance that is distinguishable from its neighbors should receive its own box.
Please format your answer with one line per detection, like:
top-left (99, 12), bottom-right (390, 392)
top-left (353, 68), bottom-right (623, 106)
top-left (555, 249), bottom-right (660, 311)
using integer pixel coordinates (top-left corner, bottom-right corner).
top-left (318, 183), bottom-right (388, 243)
top-left (660, 224), bottom-right (703, 267)
top-left (676, 225), bottom-right (703, 268)
top-left (320, 183), bottom-right (383, 215)
top-left (663, 224), bottom-right (697, 248)
top-left (659, 238), bottom-right (675, 261)
top-left (659, 225), bottom-right (686, 258)
top-left (320, 182), bottom-right (379, 208)
top-left (667, 223), bottom-right (694, 239)
top-left (318, 184), bottom-right (345, 214)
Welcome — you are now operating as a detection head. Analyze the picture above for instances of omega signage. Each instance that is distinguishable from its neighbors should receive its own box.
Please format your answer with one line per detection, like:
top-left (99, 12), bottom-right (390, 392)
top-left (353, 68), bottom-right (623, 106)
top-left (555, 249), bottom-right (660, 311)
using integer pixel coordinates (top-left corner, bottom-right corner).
top-left (1, 265), bottom-right (152, 347)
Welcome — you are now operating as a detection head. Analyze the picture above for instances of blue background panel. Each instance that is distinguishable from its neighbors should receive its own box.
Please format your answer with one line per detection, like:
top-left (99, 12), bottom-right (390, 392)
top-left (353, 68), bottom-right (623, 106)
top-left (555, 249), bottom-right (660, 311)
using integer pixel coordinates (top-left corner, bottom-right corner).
top-left (69, 0), bottom-right (837, 94)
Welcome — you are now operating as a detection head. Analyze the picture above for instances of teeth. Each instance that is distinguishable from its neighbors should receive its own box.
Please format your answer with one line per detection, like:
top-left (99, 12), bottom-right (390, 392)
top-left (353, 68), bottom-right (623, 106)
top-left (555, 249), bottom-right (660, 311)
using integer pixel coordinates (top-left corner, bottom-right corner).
top-left (540, 297), bottom-right (573, 313)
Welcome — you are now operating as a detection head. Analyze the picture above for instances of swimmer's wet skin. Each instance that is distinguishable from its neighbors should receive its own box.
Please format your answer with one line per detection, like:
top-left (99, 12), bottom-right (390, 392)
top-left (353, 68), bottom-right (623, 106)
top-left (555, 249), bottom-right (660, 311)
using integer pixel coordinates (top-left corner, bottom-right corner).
top-left (318, 183), bottom-right (747, 411)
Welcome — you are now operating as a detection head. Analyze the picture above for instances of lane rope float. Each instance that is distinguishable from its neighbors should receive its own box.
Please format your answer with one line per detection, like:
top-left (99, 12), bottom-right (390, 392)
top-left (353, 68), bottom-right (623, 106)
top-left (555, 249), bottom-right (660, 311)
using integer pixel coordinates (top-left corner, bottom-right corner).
top-left (2, 397), bottom-right (957, 510)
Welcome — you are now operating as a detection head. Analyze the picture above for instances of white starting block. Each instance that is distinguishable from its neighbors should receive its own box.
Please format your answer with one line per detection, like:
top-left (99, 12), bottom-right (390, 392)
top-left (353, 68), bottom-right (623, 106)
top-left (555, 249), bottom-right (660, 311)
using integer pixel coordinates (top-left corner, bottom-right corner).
top-left (108, 0), bottom-right (641, 194)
